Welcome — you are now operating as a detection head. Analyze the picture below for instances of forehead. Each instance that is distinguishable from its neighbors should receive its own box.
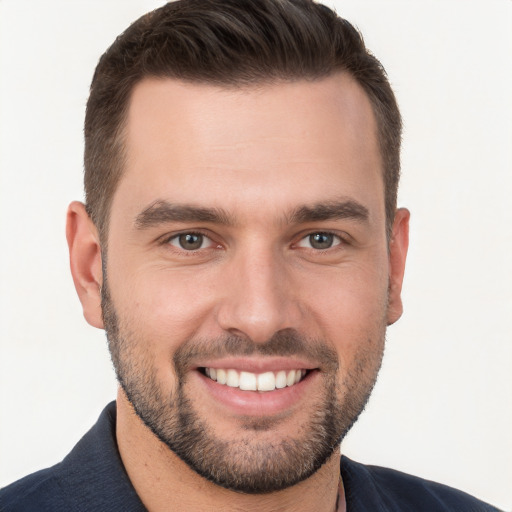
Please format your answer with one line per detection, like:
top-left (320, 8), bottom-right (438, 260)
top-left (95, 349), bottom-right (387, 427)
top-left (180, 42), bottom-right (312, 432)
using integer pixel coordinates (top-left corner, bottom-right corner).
top-left (112, 74), bottom-right (383, 225)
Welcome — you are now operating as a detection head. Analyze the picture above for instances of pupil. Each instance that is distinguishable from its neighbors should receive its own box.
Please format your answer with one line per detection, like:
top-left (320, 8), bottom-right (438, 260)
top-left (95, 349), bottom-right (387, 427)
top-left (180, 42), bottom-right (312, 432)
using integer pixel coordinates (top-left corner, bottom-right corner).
top-left (179, 233), bottom-right (203, 250)
top-left (310, 233), bottom-right (333, 249)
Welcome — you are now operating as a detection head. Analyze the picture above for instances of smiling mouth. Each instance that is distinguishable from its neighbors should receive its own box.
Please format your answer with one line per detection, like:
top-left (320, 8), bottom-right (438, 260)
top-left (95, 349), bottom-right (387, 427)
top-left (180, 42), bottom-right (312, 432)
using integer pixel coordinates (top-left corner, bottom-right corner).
top-left (200, 367), bottom-right (309, 392)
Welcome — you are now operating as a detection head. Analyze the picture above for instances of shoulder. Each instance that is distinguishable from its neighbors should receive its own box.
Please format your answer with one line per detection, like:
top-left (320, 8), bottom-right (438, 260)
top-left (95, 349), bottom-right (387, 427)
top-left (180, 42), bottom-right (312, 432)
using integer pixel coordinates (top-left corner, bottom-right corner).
top-left (341, 456), bottom-right (502, 512)
top-left (0, 402), bottom-right (145, 512)
top-left (0, 464), bottom-right (67, 512)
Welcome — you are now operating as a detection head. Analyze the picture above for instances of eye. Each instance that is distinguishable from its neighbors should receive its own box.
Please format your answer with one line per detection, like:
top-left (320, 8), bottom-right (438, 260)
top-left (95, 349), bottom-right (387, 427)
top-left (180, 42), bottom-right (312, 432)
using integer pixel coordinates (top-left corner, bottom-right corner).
top-left (168, 232), bottom-right (213, 251)
top-left (297, 232), bottom-right (342, 250)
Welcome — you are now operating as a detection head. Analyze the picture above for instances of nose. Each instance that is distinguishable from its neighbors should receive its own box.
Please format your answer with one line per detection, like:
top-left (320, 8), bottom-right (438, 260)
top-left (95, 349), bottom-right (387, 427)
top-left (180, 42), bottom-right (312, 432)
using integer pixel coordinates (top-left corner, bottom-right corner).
top-left (216, 246), bottom-right (303, 343)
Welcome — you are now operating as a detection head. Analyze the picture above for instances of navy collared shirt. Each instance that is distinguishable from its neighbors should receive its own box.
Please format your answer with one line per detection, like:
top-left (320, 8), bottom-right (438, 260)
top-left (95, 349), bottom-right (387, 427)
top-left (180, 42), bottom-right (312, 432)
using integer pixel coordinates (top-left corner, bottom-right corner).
top-left (0, 402), bottom-right (502, 511)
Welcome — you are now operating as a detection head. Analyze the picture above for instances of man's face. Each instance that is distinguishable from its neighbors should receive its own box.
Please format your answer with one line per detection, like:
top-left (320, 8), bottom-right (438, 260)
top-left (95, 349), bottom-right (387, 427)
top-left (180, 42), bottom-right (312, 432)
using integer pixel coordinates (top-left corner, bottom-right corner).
top-left (101, 74), bottom-right (407, 493)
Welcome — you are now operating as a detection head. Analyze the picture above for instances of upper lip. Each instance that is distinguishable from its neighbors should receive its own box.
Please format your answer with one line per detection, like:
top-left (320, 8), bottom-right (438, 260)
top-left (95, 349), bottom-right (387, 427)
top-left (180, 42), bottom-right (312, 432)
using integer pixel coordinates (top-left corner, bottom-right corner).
top-left (193, 357), bottom-right (319, 374)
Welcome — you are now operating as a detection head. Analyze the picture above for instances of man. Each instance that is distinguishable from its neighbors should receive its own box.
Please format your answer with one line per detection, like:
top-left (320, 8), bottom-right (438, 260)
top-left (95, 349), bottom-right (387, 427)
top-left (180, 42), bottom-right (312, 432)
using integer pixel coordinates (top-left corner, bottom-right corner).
top-left (0, 1), bottom-right (503, 511)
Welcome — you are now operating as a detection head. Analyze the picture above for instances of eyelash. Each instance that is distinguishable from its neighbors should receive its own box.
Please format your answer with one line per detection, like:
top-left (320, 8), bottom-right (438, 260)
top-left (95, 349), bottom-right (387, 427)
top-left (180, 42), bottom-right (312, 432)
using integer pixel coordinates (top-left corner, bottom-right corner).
top-left (295, 231), bottom-right (345, 251)
top-left (160, 229), bottom-right (348, 254)
top-left (162, 230), bottom-right (217, 251)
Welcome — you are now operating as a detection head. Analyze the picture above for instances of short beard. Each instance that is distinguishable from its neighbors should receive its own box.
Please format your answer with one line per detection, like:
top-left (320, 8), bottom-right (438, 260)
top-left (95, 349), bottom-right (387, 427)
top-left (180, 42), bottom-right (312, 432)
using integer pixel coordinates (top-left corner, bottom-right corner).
top-left (102, 278), bottom-right (384, 494)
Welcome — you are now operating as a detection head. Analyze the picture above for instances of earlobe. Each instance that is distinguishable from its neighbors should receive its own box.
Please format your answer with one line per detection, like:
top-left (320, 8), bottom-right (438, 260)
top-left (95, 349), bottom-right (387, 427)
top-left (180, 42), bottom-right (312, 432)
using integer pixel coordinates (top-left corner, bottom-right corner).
top-left (387, 208), bottom-right (410, 325)
top-left (66, 201), bottom-right (104, 329)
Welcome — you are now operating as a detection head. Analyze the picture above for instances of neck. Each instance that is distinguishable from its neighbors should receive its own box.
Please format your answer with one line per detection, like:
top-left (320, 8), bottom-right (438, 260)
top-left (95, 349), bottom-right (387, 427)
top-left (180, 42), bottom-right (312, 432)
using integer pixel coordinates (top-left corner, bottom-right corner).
top-left (116, 391), bottom-right (345, 512)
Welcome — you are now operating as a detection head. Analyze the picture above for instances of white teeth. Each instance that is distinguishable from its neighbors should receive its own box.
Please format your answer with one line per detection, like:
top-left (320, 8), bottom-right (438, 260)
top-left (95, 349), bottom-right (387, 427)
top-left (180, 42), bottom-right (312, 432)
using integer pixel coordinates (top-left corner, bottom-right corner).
top-left (257, 371), bottom-right (275, 391)
top-left (203, 367), bottom-right (307, 392)
top-left (226, 369), bottom-right (239, 387)
top-left (216, 368), bottom-right (227, 385)
top-left (286, 370), bottom-right (296, 387)
top-left (275, 370), bottom-right (287, 389)
top-left (239, 371), bottom-right (257, 391)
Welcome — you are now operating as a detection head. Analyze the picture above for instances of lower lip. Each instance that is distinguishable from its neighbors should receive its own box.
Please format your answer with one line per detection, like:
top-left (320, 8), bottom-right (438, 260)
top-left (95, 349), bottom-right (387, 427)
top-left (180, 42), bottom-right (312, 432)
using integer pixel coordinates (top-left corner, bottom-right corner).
top-left (193, 370), bottom-right (318, 417)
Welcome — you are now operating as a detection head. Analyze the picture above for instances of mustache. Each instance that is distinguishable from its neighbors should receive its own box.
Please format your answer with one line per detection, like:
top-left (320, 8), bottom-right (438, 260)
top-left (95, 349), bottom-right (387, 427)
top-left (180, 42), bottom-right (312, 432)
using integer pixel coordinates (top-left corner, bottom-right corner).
top-left (173, 328), bottom-right (339, 374)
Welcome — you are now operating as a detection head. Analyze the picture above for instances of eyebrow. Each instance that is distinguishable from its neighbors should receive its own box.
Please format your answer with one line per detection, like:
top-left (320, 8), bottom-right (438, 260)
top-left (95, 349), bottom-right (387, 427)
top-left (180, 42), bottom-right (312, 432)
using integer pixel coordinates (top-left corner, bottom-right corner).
top-left (134, 198), bottom-right (369, 230)
top-left (288, 200), bottom-right (369, 224)
top-left (134, 200), bottom-right (234, 229)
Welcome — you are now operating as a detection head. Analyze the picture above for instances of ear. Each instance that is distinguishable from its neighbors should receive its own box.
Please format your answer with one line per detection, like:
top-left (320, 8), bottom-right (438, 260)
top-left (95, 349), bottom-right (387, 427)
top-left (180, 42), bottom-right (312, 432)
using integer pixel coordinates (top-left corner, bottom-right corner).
top-left (66, 201), bottom-right (104, 329)
top-left (387, 208), bottom-right (410, 325)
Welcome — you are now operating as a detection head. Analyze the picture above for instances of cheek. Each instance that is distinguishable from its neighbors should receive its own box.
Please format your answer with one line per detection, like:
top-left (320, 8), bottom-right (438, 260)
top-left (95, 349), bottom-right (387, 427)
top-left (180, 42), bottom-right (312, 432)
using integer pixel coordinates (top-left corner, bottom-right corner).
top-left (113, 268), bottom-right (219, 347)
top-left (305, 260), bottom-right (389, 325)
top-left (302, 261), bottom-right (389, 363)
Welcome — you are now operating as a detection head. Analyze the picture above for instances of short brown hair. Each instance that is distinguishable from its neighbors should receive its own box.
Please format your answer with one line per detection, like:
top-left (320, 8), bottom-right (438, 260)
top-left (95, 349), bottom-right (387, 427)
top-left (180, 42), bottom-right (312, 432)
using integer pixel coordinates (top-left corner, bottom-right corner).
top-left (84, 0), bottom-right (402, 241)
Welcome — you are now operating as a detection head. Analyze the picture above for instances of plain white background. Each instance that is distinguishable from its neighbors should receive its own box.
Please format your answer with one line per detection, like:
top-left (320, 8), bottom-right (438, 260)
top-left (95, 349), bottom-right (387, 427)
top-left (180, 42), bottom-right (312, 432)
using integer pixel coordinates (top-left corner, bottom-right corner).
top-left (0, 1), bottom-right (511, 509)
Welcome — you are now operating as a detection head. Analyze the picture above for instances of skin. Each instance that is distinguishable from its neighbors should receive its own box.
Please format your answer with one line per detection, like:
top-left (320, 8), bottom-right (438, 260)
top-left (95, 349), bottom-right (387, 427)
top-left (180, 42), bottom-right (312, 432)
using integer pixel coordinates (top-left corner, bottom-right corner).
top-left (67, 73), bottom-right (409, 511)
